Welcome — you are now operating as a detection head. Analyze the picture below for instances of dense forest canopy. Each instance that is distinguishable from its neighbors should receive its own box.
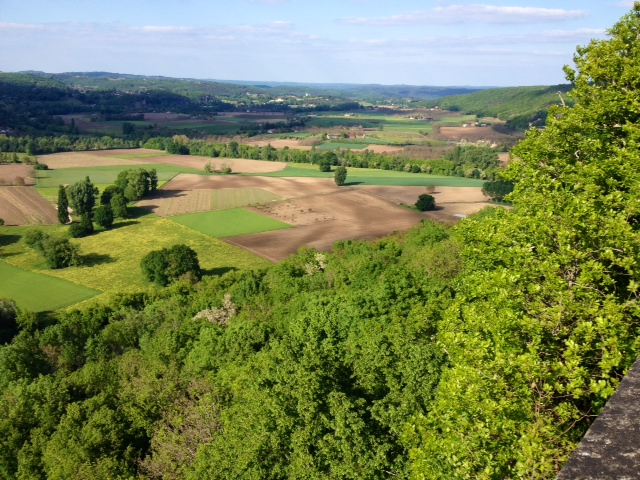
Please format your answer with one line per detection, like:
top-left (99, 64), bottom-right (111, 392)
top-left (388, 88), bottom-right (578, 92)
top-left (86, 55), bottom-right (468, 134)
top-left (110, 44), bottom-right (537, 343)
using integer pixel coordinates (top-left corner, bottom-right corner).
top-left (2, 4), bottom-right (640, 479)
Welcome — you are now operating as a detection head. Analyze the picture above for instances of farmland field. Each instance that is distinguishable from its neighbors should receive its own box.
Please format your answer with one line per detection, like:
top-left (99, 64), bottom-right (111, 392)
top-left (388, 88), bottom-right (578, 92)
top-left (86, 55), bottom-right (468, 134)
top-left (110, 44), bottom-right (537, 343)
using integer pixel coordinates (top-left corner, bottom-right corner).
top-left (0, 187), bottom-right (58, 225)
top-left (1, 214), bottom-right (272, 296)
top-left (256, 163), bottom-right (486, 187)
top-left (170, 208), bottom-right (292, 237)
top-left (0, 261), bottom-right (100, 311)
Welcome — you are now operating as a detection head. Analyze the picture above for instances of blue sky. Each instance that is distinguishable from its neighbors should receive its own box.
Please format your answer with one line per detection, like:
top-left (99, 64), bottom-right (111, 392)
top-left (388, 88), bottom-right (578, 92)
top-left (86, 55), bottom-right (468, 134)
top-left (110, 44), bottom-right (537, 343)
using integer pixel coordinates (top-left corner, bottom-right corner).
top-left (0, 0), bottom-right (635, 86)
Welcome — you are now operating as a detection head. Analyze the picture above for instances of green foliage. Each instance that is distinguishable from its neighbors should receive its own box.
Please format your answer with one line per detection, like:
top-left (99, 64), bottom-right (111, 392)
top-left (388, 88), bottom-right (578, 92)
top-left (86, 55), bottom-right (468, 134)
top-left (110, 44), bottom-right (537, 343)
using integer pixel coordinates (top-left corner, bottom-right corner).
top-left (99, 184), bottom-right (120, 206)
top-left (334, 165), bottom-right (347, 186)
top-left (432, 84), bottom-right (574, 129)
top-left (318, 161), bottom-right (331, 172)
top-left (110, 192), bottom-right (128, 219)
top-left (68, 176), bottom-right (98, 217)
top-left (43, 238), bottom-right (81, 269)
top-left (69, 214), bottom-right (94, 238)
top-left (482, 180), bottom-right (514, 201)
top-left (24, 229), bottom-right (50, 253)
top-left (93, 205), bottom-right (114, 230)
top-left (141, 244), bottom-right (201, 287)
top-left (56, 185), bottom-right (69, 225)
top-left (406, 5), bottom-right (640, 477)
top-left (415, 194), bottom-right (436, 211)
top-left (0, 298), bottom-right (18, 344)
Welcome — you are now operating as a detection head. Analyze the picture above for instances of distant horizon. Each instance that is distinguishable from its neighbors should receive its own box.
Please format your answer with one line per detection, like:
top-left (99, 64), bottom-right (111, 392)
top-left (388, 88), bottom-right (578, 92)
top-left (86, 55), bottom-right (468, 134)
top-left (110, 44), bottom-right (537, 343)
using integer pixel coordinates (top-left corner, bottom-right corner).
top-left (8, 69), bottom-right (571, 90)
top-left (1, 1), bottom-right (633, 86)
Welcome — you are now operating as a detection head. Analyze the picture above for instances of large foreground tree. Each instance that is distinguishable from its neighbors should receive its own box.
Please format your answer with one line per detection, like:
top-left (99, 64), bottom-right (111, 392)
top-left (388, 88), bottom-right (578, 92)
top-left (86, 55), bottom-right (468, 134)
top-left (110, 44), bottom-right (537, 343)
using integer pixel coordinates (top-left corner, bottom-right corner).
top-left (407, 4), bottom-right (640, 478)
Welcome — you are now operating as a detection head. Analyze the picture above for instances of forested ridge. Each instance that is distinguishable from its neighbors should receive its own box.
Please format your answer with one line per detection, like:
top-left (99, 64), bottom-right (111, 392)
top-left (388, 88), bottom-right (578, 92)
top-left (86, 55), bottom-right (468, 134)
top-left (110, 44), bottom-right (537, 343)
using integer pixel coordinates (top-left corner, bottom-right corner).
top-left (2, 5), bottom-right (640, 479)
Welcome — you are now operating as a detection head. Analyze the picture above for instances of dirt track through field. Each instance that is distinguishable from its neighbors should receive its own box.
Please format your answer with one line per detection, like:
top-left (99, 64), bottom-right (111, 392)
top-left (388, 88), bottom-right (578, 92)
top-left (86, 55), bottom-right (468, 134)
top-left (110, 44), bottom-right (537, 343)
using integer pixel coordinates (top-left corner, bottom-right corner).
top-left (0, 187), bottom-right (58, 225)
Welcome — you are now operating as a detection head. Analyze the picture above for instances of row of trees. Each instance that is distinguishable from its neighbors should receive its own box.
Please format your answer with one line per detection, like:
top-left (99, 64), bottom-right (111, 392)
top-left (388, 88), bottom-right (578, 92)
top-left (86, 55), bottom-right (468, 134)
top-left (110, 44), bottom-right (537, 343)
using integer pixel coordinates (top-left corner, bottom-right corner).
top-left (144, 136), bottom-right (504, 180)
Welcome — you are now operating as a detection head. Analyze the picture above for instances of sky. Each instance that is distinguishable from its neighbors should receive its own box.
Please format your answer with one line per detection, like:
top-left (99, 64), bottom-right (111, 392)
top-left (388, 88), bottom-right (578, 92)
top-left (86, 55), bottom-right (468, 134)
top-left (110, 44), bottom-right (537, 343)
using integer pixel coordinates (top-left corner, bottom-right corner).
top-left (0, 0), bottom-right (636, 87)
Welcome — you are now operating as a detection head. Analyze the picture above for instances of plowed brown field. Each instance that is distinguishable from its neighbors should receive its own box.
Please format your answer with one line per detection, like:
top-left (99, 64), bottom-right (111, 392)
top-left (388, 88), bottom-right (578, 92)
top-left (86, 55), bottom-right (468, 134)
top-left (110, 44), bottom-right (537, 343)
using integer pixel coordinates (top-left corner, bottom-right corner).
top-left (161, 174), bottom-right (337, 198)
top-left (0, 165), bottom-right (35, 186)
top-left (0, 187), bottom-right (58, 225)
top-left (37, 149), bottom-right (287, 174)
top-left (225, 189), bottom-right (426, 262)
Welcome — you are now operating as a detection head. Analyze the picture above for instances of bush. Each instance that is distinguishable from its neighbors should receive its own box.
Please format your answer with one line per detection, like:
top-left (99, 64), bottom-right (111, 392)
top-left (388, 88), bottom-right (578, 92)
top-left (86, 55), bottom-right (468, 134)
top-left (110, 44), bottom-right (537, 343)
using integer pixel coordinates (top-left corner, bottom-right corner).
top-left (334, 166), bottom-right (347, 186)
top-left (482, 180), bottom-right (514, 202)
top-left (24, 229), bottom-right (50, 253)
top-left (318, 162), bottom-right (331, 172)
top-left (110, 193), bottom-right (128, 219)
top-left (33, 163), bottom-right (48, 170)
top-left (43, 238), bottom-right (80, 269)
top-left (93, 205), bottom-right (114, 230)
top-left (141, 244), bottom-right (201, 287)
top-left (415, 194), bottom-right (436, 211)
top-left (69, 214), bottom-right (94, 238)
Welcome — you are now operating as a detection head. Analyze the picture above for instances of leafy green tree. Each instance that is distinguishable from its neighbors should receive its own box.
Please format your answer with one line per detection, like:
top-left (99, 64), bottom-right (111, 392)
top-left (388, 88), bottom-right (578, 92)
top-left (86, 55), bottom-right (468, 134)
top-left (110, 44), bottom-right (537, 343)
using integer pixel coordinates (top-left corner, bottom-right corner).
top-left (141, 245), bottom-right (201, 287)
top-left (110, 193), bottom-right (128, 219)
top-left (122, 122), bottom-right (135, 135)
top-left (407, 5), bottom-right (640, 477)
top-left (56, 185), bottom-right (69, 224)
top-left (415, 193), bottom-right (436, 211)
top-left (0, 298), bottom-right (18, 344)
top-left (43, 238), bottom-right (80, 269)
top-left (481, 180), bottom-right (514, 201)
top-left (24, 229), bottom-right (50, 253)
top-left (99, 185), bottom-right (120, 206)
top-left (68, 177), bottom-right (98, 217)
top-left (93, 205), bottom-right (114, 229)
top-left (334, 166), bottom-right (347, 186)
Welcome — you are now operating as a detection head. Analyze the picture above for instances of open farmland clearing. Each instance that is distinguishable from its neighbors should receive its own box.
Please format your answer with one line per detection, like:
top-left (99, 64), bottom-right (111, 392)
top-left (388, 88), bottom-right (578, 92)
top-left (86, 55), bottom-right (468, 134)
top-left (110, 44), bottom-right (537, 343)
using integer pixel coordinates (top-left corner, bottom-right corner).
top-left (0, 261), bottom-right (99, 311)
top-left (0, 187), bottom-right (58, 225)
top-left (0, 165), bottom-right (35, 186)
top-left (226, 189), bottom-right (427, 262)
top-left (170, 208), bottom-right (292, 238)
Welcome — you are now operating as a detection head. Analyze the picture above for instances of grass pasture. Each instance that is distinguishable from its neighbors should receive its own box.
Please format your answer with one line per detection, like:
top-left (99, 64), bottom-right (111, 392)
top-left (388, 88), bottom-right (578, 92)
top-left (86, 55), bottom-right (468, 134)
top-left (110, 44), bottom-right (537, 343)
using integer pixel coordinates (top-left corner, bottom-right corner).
top-left (170, 208), bottom-right (292, 238)
top-left (1, 215), bottom-right (272, 298)
top-left (255, 163), bottom-right (485, 186)
top-left (0, 261), bottom-right (100, 311)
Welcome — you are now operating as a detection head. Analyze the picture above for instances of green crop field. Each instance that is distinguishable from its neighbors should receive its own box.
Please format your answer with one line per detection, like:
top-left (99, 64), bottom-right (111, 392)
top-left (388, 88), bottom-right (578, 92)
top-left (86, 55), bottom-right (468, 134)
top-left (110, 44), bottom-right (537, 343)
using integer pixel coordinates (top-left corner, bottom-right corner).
top-left (1, 214), bottom-right (272, 298)
top-left (170, 208), bottom-right (292, 238)
top-left (35, 164), bottom-right (203, 189)
top-left (253, 163), bottom-right (485, 186)
top-left (0, 261), bottom-right (100, 311)
top-left (211, 188), bottom-right (282, 210)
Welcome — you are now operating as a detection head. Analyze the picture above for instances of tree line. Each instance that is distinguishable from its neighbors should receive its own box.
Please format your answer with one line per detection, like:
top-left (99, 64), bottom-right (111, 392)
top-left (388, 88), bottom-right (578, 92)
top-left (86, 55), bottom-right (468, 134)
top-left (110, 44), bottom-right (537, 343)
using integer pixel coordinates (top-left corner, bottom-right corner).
top-left (145, 136), bottom-right (504, 180)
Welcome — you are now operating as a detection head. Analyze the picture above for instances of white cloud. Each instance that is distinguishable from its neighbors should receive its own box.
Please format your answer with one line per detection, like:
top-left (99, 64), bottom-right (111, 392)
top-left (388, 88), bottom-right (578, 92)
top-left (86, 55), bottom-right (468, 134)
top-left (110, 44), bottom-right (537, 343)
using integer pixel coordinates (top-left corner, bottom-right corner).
top-left (342, 4), bottom-right (589, 26)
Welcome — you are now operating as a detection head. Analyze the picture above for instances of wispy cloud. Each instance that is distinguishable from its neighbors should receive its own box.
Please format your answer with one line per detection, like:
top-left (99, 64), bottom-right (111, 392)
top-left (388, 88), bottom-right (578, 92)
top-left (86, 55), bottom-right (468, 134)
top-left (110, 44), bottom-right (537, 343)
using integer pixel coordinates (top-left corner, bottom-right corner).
top-left (342, 5), bottom-right (589, 26)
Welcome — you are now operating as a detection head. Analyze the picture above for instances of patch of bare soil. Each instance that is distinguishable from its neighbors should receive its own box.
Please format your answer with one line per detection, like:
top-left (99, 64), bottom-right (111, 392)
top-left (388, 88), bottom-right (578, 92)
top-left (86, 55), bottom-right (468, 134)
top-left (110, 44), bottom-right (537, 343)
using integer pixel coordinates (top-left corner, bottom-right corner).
top-left (161, 174), bottom-right (337, 199)
top-left (37, 152), bottom-right (149, 169)
top-left (359, 186), bottom-right (487, 205)
top-left (136, 156), bottom-right (287, 174)
top-left (0, 165), bottom-right (35, 186)
top-left (0, 187), bottom-right (58, 225)
top-left (226, 189), bottom-right (427, 262)
top-left (248, 139), bottom-right (313, 151)
top-left (136, 189), bottom-right (213, 217)
top-left (498, 152), bottom-right (510, 166)
top-left (439, 126), bottom-right (517, 143)
top-left (361, 145), bottom-right (405, 154)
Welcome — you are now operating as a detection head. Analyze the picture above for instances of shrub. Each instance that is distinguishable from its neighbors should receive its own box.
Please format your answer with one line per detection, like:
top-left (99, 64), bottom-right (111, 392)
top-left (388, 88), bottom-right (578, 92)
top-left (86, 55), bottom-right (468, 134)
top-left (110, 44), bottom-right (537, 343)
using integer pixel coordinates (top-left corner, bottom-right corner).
top-left (93, 205), bottom-right (114, 230)
top-left (141, 244), bottom-right (201, 287)
top-left (43, 238), bottom-right (80, 269)
top-left (334, 166), bottom-right (347, 186)
top-left (415, 194), bottom-right (436, 211)
top-left (24, 229), bottom-right (50, 253)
